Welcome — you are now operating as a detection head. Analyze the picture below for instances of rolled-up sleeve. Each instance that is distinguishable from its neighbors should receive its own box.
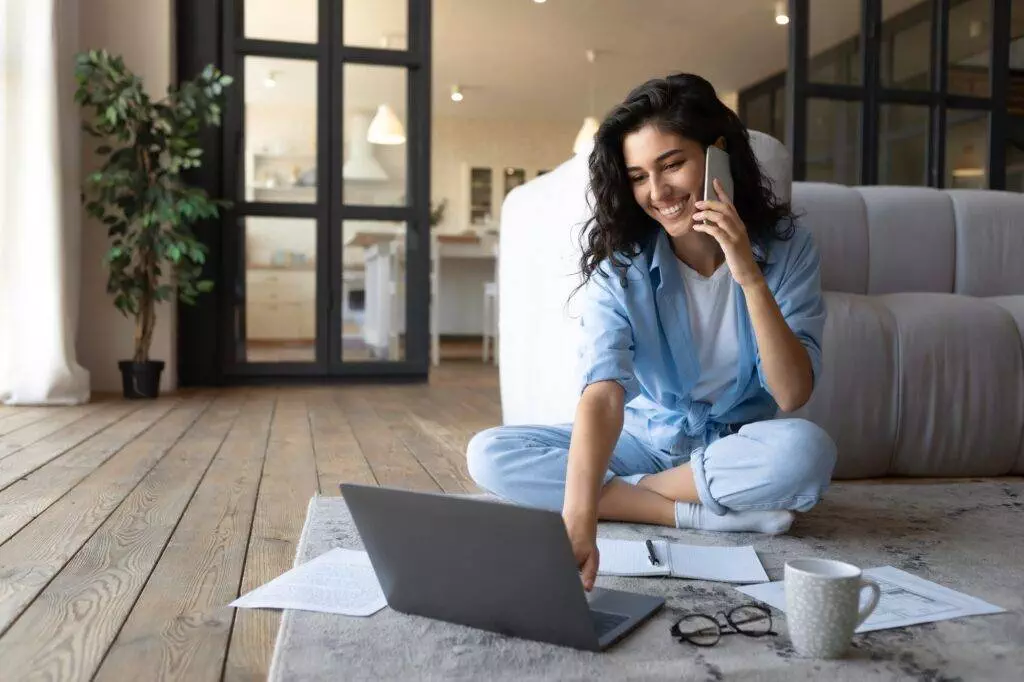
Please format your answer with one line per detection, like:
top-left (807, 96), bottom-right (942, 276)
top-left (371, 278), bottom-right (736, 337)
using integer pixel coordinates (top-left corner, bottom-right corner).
top-left (576, 271), bottom-right (640, 403)
top-left (757, 228), bottom-right (826, 391)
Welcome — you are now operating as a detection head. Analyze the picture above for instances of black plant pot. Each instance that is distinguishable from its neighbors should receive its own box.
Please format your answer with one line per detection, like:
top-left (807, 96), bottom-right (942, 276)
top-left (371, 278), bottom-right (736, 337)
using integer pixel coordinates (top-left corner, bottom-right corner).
top-left (118, 360), bottom-right (165, 399)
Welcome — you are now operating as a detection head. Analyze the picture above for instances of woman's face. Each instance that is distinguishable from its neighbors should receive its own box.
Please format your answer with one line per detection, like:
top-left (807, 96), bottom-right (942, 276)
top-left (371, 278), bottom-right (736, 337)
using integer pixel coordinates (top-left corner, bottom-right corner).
top-left (622, 124), bottom-right (706, 239)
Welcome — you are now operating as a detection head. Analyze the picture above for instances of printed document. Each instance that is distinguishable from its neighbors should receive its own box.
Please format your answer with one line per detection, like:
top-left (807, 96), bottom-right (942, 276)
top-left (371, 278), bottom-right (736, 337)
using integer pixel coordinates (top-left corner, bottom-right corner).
top-left (230, 547), bottom-right (387, 617)
top-left (735, 565), bottom-right (1005, 632)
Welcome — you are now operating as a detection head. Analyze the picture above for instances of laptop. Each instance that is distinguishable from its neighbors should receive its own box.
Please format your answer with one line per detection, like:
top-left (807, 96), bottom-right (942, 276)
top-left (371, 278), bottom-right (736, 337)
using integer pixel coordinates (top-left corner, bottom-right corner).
top-left (339, 483), bottom-right (664, 652)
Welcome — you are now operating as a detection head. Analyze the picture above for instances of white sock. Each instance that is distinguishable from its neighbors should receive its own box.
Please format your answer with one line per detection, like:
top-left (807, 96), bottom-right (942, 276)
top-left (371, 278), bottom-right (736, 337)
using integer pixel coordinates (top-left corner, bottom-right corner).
top-left (674, 503), bottom-right (794, 535)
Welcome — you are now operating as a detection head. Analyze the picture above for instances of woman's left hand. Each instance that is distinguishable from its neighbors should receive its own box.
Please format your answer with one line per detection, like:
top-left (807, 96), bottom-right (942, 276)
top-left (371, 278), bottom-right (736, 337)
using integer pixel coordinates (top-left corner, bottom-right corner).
top-left (692, 178), bottom-right (764, 288)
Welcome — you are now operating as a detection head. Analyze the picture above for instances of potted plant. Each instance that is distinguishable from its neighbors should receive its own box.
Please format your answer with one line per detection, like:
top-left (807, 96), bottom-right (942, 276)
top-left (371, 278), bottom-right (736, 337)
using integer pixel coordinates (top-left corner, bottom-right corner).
top-left (74, 50), bottom-right (233, 398)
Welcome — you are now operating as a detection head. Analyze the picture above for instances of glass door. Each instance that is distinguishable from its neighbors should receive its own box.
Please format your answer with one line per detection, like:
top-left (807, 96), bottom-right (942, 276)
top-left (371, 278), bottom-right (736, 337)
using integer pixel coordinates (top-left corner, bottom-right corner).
top-left (221, 0), bottom-right (431, 380)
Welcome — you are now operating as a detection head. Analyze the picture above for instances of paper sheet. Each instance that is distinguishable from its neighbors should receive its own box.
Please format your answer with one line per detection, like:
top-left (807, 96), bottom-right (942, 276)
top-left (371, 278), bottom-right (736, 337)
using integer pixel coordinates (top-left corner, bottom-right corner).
top-left (596, 538), bottom-right (769, 583)
top-left (735, 565), bottom-right (1005, 633)
top-left (230, 547), bottom-right (387, 617)
top-left (668, 543), bottom-right (770, 583)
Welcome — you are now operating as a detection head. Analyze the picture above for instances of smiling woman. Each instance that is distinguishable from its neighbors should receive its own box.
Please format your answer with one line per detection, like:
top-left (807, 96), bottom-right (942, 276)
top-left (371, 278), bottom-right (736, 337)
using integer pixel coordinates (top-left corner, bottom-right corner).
top-left (466, 72), bottom-right (836, 592)
top-left (582, 72), bottom-right (796, 289)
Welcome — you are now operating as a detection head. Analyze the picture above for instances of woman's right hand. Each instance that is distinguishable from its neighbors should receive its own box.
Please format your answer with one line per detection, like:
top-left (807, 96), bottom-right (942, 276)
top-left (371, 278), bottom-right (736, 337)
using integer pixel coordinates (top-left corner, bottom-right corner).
top-left (562, 381), bottom-right (625, 592)
top-left (563, 508), bottom-right (600, 591)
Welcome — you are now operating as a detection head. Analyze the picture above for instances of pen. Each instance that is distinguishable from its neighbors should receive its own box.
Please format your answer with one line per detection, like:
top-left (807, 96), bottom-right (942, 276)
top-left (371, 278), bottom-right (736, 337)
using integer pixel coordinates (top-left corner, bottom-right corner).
top-left (646, 539), bottom-right (660, 566)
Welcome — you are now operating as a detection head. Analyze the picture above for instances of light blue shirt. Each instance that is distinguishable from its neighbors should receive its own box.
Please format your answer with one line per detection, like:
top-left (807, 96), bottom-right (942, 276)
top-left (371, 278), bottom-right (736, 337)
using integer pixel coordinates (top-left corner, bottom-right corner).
top-left (576, 223), bottom-right (826, 455)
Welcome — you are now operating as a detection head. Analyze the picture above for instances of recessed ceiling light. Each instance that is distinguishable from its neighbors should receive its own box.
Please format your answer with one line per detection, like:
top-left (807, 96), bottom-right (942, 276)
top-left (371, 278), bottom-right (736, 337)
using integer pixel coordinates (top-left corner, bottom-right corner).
top-left (534, 0), bottom-right (547, 4)
top-left (451, 85), bottom-right (464, 102)
top-left (775, 1), bottom-right (789, 25)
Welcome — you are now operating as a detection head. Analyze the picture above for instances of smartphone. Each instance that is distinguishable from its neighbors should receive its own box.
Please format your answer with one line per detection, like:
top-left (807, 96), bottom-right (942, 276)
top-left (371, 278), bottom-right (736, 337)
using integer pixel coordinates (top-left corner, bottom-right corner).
top-left (703, 144), bottom-right (734, 205)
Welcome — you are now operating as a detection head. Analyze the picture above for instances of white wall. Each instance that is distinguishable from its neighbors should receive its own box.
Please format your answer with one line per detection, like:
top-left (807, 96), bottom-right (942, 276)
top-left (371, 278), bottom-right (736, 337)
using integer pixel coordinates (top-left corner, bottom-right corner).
top-left (430, 117), bottom-right (580, 233)
top-left (78, 0), bottom-right (177, 393)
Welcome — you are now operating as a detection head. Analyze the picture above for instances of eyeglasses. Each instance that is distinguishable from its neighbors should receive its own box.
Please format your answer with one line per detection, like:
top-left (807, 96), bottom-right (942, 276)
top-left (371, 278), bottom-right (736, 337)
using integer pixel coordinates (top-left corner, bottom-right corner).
top-left (669, 604), bottom-right (777, 647)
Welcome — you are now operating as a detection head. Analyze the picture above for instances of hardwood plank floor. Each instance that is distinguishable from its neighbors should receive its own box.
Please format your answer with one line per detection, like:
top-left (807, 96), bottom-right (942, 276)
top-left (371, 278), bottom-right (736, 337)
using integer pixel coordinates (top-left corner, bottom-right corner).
top-left (0, 364), bottom-right (499, 681)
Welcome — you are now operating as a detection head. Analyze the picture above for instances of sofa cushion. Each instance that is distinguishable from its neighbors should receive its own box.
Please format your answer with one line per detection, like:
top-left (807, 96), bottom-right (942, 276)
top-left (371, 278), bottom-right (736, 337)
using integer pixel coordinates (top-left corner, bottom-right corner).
top-left (950, 190), bottom-right (1024, 297)
top-left (791, 292), bottom-right (899, 478)
top-left (854, 187), bottom-right (955, 295)
top-left (790, 183), bottom-right (869, 295)
top-left (986, 295), bottom-right (1024, 474)
top-left (879, 293), bottom-right (1024, 476)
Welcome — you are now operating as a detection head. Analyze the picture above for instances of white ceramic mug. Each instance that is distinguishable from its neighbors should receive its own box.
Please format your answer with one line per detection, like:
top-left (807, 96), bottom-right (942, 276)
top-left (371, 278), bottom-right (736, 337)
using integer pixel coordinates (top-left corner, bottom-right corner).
top-left (784, 558), bottom-right (881, 659)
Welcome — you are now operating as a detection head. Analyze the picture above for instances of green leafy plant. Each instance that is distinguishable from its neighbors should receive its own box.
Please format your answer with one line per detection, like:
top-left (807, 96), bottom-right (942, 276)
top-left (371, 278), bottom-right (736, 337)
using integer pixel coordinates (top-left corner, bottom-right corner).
top-left (74, 49), bottom-right (233, 363)
top-left (429, 198), bottom-right (448, 228)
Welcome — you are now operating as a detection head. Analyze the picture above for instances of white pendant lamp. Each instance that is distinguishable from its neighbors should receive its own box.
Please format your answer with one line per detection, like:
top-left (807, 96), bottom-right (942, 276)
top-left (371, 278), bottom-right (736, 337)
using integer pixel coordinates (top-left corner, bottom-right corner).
top-left (573, 49), bottom-right (599, 155)
top-left (367, 104), bottom-right (406, 145)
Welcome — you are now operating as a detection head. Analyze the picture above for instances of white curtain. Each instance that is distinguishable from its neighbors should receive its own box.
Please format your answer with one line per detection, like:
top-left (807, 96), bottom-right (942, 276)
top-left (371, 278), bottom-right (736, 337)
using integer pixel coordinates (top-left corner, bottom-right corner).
top-left (0, 0), bottom-right (90, 404)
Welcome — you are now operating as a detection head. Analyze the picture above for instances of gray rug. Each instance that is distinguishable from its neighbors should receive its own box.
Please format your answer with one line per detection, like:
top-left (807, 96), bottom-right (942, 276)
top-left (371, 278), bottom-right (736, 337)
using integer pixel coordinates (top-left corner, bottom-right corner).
top-left (268, 482), bottom-right (1024, 681)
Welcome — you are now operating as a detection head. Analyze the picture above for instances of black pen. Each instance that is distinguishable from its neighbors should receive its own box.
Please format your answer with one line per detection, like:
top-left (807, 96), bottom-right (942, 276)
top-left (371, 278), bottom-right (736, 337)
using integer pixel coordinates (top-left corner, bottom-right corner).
top-left (646, 539), bottom-right (660, 566)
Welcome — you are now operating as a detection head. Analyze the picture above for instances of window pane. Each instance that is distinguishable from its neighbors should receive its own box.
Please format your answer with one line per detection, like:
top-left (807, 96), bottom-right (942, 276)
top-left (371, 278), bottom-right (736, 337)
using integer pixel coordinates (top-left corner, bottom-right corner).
top-left (948, 0), bottom-right (990, 97)
top-left (244, 57), bottom-right (317, 204)
top-left (1009, 143), bottom-right (1024, 192)
top-left (1012, 0), bottom-right (1024, 71)
top-left (344, 0), bottom-right (408, 49)
top-left (881, 0), bottom-right (931, 90)
top-left (343, 64), bottom-right (407, 207)
top-left (342, 222), bottom-right (409, 361)
top-left (946, 110), bottom-right (989, 188)
top-left (744, 92), bottom-right (772, 135)
top-left (879, 104), bottom-right (929, 186)
top-left (809, 0), bottom-right (861, 85)
top-left (772, 87), bottom-right (786, 142)
top-left (245, 0), bottom-right (317, 43)
top-left (1009, 117), bottom-right (1024, 191)
top-left (806, 99), bottom-right (860, 185)
top-left (242, 218), bottom-right (317, 363)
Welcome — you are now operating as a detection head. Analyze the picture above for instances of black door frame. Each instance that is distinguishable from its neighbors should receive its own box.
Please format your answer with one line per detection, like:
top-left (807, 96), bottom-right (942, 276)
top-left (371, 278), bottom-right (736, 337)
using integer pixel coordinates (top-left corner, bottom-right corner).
top-left (177, 0), bottom-right (432, 385)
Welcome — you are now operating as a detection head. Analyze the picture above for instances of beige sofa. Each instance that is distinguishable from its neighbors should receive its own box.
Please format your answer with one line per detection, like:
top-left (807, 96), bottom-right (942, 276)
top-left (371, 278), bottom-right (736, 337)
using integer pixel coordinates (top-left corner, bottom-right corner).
top-left (497, 132), bottom-right (1024, 478)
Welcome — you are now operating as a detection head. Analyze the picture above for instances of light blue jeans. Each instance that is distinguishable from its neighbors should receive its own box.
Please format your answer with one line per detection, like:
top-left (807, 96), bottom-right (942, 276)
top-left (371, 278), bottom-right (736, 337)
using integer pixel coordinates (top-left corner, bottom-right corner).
top-left (466, 418), bottom-right (837, 515)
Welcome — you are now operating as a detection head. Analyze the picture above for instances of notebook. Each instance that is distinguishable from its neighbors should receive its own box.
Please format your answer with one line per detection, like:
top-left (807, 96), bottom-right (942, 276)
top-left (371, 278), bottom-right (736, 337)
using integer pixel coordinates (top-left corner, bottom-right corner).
top-left (596, 538), bottom-right (770, 584)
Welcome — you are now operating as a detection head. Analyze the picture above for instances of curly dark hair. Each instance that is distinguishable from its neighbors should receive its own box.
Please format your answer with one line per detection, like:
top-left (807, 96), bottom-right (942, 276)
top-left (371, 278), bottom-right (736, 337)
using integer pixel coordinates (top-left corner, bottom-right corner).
top-left (578, 72), bottom-right (795, 288)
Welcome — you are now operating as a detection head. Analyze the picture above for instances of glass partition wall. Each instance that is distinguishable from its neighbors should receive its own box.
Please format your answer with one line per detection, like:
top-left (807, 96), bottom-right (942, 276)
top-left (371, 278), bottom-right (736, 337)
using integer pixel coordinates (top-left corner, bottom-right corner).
top-left (740, 0), bottom-right (1022, 190)
top-left (179, 0), bottom-right (433, 383)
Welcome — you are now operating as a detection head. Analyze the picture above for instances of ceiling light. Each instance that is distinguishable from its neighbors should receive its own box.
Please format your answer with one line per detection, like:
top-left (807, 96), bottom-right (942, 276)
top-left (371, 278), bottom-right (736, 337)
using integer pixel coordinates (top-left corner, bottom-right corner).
top-left (367, 104), bottom-right (406, 145)
top-left (775, 1), bottom-right (789, 25)
top-left (451, 85), bottom-right (464, 102)
top-left (534, 0), bottom-right (547, 4)
top-left (264, 71), bottom-right (278, 88)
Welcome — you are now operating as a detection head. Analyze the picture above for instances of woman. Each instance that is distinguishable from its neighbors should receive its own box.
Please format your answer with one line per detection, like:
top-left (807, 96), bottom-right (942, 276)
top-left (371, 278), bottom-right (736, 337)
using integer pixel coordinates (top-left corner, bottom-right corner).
top-left (467, 73), bottom-right (837, 590)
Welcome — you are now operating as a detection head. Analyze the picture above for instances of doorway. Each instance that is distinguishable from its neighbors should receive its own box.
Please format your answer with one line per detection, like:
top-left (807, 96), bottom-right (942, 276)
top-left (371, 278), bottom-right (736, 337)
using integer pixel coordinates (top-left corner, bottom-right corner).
top-left (178, 0), bottom-right (432, 384)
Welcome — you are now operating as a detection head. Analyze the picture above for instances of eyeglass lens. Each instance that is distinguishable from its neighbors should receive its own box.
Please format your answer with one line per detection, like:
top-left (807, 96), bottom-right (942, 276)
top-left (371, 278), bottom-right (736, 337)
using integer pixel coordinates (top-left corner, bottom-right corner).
top-left (728, 605), bottom-right (772, 636)
top-left (675, 614), bottom-right (721, 646)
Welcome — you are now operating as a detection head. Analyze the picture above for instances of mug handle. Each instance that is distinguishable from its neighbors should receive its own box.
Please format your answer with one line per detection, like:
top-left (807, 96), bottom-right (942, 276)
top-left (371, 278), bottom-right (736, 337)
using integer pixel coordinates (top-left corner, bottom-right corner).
top-left (856, 578), bottom-right (882, 627)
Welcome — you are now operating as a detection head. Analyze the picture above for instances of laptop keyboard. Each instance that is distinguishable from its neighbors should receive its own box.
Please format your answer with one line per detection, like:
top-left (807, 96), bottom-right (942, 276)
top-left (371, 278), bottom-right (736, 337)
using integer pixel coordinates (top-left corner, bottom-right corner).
top-left (590, 610), bottom-right (629, 636)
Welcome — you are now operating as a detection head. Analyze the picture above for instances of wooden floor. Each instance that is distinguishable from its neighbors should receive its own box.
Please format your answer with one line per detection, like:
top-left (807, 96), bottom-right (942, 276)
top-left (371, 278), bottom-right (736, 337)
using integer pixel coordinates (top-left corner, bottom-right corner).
top-left (0, 362), bottom-right (499, 681)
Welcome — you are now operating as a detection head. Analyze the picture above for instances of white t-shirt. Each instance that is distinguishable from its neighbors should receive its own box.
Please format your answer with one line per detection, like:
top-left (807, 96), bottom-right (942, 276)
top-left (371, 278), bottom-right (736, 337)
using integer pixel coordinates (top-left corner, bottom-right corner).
top-left (678, 259), bottom-right (740, 404)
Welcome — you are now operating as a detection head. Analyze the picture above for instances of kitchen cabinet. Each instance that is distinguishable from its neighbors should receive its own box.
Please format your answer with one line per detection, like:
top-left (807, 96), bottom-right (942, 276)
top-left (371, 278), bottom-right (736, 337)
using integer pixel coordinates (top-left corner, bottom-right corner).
top-left (246, 268), bottom-right (316, 341)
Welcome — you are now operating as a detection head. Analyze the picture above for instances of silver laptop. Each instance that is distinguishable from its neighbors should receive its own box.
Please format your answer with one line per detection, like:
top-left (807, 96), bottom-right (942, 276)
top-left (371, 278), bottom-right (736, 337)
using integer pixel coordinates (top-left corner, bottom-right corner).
top-left (340, 483), bottom-right (664, 651)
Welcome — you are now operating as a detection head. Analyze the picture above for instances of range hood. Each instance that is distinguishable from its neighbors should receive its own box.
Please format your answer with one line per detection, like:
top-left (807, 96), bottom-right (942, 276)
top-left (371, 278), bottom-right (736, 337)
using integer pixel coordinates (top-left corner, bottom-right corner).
top-left (343, 111), bottom-right (389, 182)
